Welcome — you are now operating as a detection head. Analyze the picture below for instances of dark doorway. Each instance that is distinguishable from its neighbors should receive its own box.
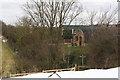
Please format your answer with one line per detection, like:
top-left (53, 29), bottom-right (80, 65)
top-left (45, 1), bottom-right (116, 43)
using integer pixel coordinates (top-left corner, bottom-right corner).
top-left (79, 36), bottom-right (82, 46)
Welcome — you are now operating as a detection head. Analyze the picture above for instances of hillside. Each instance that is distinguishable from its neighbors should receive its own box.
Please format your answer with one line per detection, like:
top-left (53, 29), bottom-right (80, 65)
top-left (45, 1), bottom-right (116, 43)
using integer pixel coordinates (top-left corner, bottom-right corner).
top-left (0, 39), bottom-right (2, 77)
top-left (1, 39), bottom-right (15, 78)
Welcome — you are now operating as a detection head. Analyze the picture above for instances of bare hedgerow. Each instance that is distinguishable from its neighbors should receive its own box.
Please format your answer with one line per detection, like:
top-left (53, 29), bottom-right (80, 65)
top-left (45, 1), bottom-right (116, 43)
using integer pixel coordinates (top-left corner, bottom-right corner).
top-left (87, 27), bottom-right (118, 68)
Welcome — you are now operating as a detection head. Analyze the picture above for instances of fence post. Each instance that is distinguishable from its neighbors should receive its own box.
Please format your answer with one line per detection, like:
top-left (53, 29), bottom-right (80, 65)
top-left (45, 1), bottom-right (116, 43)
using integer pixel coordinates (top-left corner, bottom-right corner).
top-left (74, 64), bottom-right (78, 71)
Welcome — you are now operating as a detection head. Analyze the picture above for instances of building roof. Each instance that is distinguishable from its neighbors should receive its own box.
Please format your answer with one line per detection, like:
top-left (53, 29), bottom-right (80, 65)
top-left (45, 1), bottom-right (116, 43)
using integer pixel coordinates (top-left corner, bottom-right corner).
top-left (62, 25), bottom-right (96, 30)
top-left (79, 29), bottom-right (84, 35)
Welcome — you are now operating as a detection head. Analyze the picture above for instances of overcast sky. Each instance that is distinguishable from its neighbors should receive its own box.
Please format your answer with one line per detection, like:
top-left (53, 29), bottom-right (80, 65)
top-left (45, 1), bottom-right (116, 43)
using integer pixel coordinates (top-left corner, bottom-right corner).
top-left (0, 0), bottom-right (118, 25)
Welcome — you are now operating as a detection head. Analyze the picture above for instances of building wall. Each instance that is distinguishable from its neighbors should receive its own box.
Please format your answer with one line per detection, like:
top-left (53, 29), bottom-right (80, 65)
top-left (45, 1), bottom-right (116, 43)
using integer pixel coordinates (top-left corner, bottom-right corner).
top-left (72, 29), bottom-right (84, 46)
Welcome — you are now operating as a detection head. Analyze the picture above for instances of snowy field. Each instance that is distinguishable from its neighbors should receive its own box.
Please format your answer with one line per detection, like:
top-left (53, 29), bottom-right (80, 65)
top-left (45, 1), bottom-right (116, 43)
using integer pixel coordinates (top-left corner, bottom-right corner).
top-left (15, 67), bottom-right (119, 78)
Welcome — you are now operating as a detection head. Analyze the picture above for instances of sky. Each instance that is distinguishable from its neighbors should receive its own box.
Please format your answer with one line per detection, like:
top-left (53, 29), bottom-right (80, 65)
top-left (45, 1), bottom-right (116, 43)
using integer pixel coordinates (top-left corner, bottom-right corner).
top-left (0, 0), bottom-right (118, 25)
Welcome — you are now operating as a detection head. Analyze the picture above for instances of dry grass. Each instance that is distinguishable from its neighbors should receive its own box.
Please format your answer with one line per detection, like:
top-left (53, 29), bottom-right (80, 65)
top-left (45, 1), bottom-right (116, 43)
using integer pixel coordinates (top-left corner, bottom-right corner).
top-left (1, 39), bottom-right (15, 78)
top-left (0, 39), bottom-right (2, 78)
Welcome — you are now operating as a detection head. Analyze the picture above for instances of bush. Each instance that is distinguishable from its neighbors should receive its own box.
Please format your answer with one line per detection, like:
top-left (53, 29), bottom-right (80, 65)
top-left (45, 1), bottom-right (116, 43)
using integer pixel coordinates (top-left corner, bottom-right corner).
top-left (87, 27), bottom-right (118, 68)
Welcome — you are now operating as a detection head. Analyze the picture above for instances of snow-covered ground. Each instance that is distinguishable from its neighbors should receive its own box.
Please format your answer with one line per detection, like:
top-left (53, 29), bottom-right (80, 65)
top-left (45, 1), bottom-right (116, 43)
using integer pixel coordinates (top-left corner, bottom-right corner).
top-left (15, 67), bottom-right (119, 78)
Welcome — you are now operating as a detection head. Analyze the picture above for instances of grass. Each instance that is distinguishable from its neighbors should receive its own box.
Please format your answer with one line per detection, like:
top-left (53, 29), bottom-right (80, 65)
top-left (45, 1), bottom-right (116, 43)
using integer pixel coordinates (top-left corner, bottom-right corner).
top-left (1, 39), bottom-right (15, 78)
top-left (63, 44), bottom-right (87, 54)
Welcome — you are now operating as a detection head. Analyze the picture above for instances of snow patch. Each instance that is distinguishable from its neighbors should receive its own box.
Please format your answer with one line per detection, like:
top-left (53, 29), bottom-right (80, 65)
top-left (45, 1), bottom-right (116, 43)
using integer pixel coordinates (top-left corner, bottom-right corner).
top-left (15, 67), bottom-right (119, 78)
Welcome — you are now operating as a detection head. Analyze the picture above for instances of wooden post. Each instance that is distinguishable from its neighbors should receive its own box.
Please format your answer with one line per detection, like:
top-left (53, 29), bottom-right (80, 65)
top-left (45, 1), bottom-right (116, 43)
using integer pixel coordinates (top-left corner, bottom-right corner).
top-left (74, 64), bottom-right (78, 71)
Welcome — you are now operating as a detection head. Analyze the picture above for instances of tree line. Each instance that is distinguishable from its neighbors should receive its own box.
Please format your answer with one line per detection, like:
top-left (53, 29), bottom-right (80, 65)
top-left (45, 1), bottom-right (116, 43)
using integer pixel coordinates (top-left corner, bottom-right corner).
top-left (2, 22), bottom-right (119, 74)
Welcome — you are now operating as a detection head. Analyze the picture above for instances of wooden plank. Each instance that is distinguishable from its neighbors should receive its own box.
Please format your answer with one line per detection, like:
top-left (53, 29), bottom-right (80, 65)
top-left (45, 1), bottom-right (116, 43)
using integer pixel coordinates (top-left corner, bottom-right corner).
top-left (42, 68), bottom-right (75, 73)
top-left (10, 68), bottom-right (75, 77)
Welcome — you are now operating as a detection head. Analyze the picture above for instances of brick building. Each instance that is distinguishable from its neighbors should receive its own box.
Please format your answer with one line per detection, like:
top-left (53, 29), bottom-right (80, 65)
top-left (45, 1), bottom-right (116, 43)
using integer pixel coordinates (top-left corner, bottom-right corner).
top-left (62, 25), bottom-right (96, 46)
top-left (73, 29), bottom-right (84, 46)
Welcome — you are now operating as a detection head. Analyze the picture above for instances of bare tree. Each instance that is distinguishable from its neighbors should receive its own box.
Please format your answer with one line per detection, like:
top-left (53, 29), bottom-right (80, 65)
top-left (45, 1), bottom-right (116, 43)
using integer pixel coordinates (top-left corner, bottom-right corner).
top-left (97, 7), bottom-right (117, 26)
top-left (105, 8), bottom-right (117, 26)
top-left (87, 10), bottom-right (97, 25)
top-left (16, 16), bottom-right (32, 27)
top-left (22, 0), bottom-right (83, 28)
